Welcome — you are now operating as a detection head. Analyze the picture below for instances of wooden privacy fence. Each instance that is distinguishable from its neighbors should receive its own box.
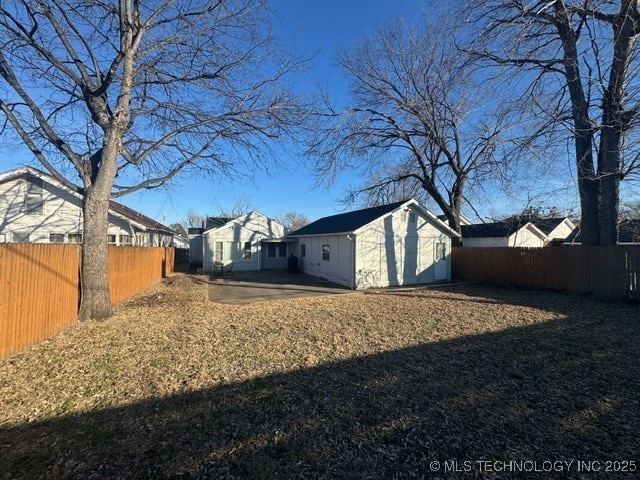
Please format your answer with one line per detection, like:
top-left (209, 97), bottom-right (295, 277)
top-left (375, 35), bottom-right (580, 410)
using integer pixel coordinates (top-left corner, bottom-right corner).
top-left (452, 246), bottom-right (640, 300)
top-left (1, 245), bottom-right (174, 360)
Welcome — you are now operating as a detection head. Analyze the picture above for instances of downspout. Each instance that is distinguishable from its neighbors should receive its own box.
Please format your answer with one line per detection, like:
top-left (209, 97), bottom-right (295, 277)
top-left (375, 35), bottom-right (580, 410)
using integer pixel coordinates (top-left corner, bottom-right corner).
top-left (347, 234), bottom-right (356, 289)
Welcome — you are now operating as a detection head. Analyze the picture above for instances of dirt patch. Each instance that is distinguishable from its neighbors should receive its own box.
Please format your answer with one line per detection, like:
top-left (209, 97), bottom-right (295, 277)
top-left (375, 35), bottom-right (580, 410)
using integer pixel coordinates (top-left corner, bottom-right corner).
top-left (1, 275), bottom-right (638, 478)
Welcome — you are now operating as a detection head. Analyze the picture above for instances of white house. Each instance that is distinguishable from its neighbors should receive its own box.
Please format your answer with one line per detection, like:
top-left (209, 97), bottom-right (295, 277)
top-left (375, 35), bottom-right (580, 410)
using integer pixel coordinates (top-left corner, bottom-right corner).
top-left (461, 216), bottom-right (576, 247)
top-left (200, 211), bottom-right (289, 272)
top-left (532, 217), bottom-right (577, 243)
top-left (287, 199), bottom-right (458, 289)
top-left (0, 166), bottom-right (175, 246)
top-left (461, 221), bottom-right (548, 248)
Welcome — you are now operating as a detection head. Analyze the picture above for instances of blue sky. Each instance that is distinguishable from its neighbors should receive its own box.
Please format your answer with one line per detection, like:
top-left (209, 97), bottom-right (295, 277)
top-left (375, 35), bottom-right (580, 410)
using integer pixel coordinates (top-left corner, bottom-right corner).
top-left (4, 0), bottom-right (428, 226)
top-left (120, 0), bottom-right (432, 225)
top-left (5, 1), bottom-right (634, 226)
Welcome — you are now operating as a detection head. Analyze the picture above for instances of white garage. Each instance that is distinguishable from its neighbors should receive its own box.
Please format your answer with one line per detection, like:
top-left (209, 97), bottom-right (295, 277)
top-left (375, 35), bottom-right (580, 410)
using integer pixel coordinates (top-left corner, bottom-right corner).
top-left (288, 199), bottom-right (458, 289)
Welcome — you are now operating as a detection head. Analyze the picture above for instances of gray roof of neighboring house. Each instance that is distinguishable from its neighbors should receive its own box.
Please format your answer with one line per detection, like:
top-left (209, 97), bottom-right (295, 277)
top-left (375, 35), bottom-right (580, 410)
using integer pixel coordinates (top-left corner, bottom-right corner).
top-left (528, 217), bottom-right (567, 235)
top-left (462, 217), bottom-right (570, 239)
top-left (108, 200), bottom-right (174, 234)
top-left (288, 200), bottom-right (407, 236)
top-left (461, 220), bottom-right (526, 238)
top-left (205, 217), bottom-right (236, 230)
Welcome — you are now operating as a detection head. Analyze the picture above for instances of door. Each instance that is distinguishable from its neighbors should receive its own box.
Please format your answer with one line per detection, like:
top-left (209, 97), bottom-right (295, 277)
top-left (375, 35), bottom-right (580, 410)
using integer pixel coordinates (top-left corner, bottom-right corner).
top-left (434, 242), bottom-right (448, 281)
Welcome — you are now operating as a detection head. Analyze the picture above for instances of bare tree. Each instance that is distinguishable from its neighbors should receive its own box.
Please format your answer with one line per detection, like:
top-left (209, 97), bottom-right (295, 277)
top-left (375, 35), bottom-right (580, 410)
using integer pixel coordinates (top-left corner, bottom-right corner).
top-left (275, 211), bottom-right (310, 231)
top-left (169, 222), bottom-right (187, 237)
top-left (213, 193), bottom-right (253, 218)
top-left (0, 0), bottom-right (306, 319)
top-left (309, 16), bottom-right (517, 235)
top-left (184, 209), bottom-right (207, 229)
top-left (469, 0), bottom-right (640, 245)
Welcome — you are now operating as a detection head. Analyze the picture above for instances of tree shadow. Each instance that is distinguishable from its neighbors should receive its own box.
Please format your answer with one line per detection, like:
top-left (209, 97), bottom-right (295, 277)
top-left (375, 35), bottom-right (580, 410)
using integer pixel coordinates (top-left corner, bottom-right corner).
top-left (1, 290), bottom-right (638, 478)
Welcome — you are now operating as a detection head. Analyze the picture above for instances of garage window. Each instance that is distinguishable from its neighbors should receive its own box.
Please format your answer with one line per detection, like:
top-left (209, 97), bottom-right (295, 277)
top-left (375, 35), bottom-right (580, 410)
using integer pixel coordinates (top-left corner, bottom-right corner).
top-left (243, 241), bottom-right (252, 259)
top-left (215, 241), bottom-right (223, 261)
top-left (322, 244), bottom-right (330, 261)
top-left (301, 244), bottom-right (306, 257)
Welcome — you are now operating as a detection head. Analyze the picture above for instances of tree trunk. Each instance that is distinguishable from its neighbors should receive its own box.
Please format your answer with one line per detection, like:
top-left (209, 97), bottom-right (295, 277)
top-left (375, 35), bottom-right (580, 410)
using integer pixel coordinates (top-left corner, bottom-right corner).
top-left (79, 187), bottom-right (113, 320)
top-left (596, 1), bottom-right (637, 245)
top-left (576, 151), bottom-right (600, 246)
top-left (78, 143), bottom-right (119, 321)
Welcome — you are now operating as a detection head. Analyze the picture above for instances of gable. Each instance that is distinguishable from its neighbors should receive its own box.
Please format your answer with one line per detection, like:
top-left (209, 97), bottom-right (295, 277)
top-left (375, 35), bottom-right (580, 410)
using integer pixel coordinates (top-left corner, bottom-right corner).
top-left (203, 211), bottom-right (286, 239)
top-left (0, 166), bottom-right (173, 235)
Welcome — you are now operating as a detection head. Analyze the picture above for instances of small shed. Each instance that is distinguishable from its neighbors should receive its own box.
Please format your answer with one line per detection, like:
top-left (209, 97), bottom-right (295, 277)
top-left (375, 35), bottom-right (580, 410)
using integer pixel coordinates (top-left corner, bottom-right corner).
top-left (287, 199), bottom-right (458, 289)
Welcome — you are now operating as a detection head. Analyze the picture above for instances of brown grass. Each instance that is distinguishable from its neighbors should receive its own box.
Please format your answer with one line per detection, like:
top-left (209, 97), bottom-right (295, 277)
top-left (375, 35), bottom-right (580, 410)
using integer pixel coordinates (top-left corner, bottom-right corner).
top-left (1, 274), bottom-right (639, 479)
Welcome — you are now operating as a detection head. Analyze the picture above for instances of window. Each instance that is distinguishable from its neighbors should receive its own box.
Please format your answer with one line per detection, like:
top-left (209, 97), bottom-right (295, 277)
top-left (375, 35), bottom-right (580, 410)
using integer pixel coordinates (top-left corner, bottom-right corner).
top-left (435, 242), bottom-right (446, 260)
top-left (0, 233), bottom-right (6, 243)
top-left (107, 234), bottom-right (117, 244)
top-left (267, 242), bottom-right (287, 258)
top-left (409, 212), bottom-right (417, 224)
top-left (301, 244), bottom-right (306, 258)
top-left (243, 241), bottom-right (252, 259)
top-left (68, 233), bottom-right (83, 244)
top-left (215, 241), bottom-right (223, 261)
top-left (120, 235), bottom-right (132, 245)
top-left (322, 244), bottom-right (330, 261)
top-left (24, 177), bottom-right (44, 215)
top-left (49, 233), bottom-right (65, 243)
top-left (13, 232), bottom-right (30, 243)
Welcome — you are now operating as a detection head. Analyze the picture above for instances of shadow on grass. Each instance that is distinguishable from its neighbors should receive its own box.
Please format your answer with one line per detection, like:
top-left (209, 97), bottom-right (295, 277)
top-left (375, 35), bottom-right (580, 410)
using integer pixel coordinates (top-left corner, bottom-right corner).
top-left (1, 289), bottom-right (639, 479)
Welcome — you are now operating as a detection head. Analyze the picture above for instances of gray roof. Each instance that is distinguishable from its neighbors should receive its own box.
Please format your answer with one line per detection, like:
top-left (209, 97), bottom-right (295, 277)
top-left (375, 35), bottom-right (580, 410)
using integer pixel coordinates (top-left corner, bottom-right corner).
top-left (461, 221), bottom-right (525, 238)
top-left (205, 217), bottom-right (236, 230)
top-left (288, 200), bottom-right (407, 236)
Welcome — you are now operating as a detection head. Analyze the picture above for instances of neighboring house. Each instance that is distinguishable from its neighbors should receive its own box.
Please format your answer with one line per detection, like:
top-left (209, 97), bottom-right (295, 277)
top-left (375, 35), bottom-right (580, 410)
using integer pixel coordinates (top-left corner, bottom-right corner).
top-left (533, 217), bottom-right (576, 242)
top-left (566, 220), bottom-right (640, 245)
top-left (461, 220), bottom-right (548, 248)
top-left (172, 236), bottom-right (190, 249)
top-left (199, 211), bottom-right (289, 272)
top-left (287, 199), bottom-right (458, 289)
top-left (620, 220), bottom-right (640, 244)
top-left (0, 166), bottom-right (174, 246)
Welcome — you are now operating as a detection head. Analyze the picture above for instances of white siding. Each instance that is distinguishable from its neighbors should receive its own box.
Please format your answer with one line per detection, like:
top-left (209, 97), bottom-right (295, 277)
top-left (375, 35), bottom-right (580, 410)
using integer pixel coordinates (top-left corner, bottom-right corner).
top-left (508, 225), bottom-right (545, 247)
top-left (295, 203), bottom-right (453, 289)
top-left (202, 211), bottom-right (287, 272)
top-left (547, 219), bottom-right (575, 241)
top-left (297, 234), bottom-right (354, 288)
top-left (354, 206), bottom-right (451, 288)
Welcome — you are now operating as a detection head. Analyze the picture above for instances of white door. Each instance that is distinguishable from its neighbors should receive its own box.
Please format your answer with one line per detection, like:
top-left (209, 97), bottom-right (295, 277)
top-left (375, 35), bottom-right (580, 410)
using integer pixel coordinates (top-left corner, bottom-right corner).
top-left (434, 242), bottom-right (448, 281)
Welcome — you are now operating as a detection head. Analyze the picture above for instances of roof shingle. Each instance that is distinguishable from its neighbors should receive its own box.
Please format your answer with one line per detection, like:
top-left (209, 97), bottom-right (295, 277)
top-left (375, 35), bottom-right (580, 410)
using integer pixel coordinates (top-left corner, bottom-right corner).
top-left (288, 200), bottom-right (407, 236)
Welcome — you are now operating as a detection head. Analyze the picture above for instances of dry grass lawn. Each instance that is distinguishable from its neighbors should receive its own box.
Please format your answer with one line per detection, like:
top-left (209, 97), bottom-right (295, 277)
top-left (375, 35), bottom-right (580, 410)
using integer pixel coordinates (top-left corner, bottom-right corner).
top-left (1, 274), bottom-right (639, 479)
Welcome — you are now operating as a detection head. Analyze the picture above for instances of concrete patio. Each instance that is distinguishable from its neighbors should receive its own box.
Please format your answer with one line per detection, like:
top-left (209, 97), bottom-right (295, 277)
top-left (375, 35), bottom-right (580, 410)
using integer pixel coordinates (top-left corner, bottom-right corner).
top-left (207, 269), bottom-right (351, 305)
